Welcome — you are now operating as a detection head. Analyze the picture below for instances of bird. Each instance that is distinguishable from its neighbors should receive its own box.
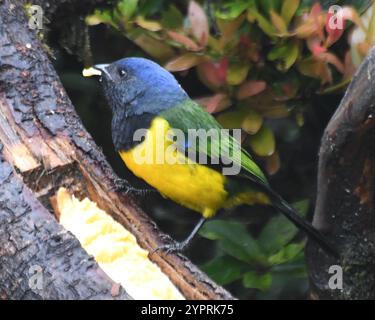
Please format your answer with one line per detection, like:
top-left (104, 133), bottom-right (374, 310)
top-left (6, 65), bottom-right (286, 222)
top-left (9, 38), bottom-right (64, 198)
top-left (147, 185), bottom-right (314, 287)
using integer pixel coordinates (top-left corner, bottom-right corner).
top-left (83, 57), bottom-right (338, 257)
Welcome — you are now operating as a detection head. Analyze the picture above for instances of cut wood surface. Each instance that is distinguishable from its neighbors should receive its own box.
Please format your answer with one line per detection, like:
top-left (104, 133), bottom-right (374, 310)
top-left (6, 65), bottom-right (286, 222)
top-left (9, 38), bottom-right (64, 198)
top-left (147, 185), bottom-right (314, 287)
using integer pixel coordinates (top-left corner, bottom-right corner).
top-left (0, 0), bottom-right (234, 300)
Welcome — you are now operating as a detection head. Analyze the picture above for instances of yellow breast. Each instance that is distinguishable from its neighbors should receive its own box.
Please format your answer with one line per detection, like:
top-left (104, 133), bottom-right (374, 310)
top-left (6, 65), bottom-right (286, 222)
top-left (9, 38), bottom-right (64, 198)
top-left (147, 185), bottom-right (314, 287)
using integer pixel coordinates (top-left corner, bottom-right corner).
top-left (119, 117), bottom-right (228, 218)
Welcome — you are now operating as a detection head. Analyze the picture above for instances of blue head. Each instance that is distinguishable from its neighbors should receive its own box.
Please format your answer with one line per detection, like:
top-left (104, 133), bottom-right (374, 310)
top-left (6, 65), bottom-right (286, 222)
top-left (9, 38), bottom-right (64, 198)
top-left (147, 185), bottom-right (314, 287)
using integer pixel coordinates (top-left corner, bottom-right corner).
top-left (92, 57), bottom-right (189, 117)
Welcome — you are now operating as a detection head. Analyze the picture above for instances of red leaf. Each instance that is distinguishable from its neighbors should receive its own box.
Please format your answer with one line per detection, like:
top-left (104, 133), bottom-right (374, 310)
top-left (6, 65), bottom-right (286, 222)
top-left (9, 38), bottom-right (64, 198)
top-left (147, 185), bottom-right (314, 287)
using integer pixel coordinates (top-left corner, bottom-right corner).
top-left (188, 1), bottom-right (209, 47)
top-left (325, 11), bottom-right (345, 46)
top-left (236, 80), bottom-right (267, 100)
top-left (197, 58), bottom-right (228, 90)
top-left (215, 59), bottom-right (228, 84)
top-left (307, 36), bottom-right (327, 56)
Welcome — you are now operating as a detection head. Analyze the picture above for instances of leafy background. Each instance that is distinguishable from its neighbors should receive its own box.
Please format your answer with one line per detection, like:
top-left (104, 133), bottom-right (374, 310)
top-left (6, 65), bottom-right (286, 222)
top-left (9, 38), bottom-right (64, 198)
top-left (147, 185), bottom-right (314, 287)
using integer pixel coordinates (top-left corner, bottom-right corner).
top-left (53, 0), bottom-right (374, 299)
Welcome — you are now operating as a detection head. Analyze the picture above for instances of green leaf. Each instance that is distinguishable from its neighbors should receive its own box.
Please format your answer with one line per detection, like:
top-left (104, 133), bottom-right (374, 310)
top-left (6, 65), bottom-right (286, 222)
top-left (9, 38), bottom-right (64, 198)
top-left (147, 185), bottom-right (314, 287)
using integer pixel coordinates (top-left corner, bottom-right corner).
top-left (282, 41), bottom-right (300, 71)
top-left (199, 220), bottom-right (266, 264)
top-left (256, 260), bottom-right (307, 299)
top-left (258, 215), bottom-right (297, 254)
top-left (281, 0), bottom-right (300, 26)
top-left (135, 16), bottom-right (162, 31)
top-left (117, 0), bottom-right (138, 21)
top-left (138, 0), bottom-right (164, 17)
top-left (161, 5), bottom-right (184, 29)
top-left (243, 271), bottom-right (272, 291)
top-left (226, 62), bottom-right (251, 86)
top-left (86, 9), bottom-right (116, 27)
top-left (241, 110), bottom-right (263, 134)
top-left (215, 1), bottom-right (251, 20)
top-left (268, 42), bottom-right (290, 61)
top-left (258, 0), bottom-right (282, 15)
top-left (268, 242), bottom-right (305, 265)
top-left (248, 125), bottom-right (275, 157)
top-left (268, 41), bottom-right (300, 71)
top-left (270, 10), bottom-right (287, 34)
top-left (258, 200), bottom-right (309, 254)
top-left (292, 199), bottom-right (310, 217)
top-left (201, 255), bottom-right (249, 285)
top-left (217, 110), bottom-right (247, 129)
top-left (248, 9), bottom-right (277, 37)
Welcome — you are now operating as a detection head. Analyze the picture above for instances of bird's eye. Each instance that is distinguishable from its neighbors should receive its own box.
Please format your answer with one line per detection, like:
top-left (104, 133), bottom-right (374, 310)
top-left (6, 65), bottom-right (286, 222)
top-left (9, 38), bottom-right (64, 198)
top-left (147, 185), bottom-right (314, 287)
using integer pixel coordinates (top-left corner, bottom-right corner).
top-left (118, 69), bottom-right (127, 77)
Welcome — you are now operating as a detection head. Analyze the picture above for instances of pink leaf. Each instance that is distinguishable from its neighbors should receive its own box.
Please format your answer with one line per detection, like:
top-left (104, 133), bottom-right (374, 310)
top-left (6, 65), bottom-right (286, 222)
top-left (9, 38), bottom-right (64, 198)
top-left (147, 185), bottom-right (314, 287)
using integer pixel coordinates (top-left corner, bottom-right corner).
top-left (236, 80), bottom-right (267, 100)
top-left (311, 2), bottom-right (322, 16)
top-left (188, 1), bottom-right (209, 47)
top-left (196, 93), bottom-right (231, 113)
top-left (307, 36), bottom-right (327, 56)
top-left (167, 31), bottom-right (201, 51)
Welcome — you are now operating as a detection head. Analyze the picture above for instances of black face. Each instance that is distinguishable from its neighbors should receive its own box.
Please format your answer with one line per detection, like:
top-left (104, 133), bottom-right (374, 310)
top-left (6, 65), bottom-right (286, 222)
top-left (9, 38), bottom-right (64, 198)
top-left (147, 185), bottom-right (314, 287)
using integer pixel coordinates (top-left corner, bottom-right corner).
top-left (95, 57), bottom-right (188, 118)
top-left (91, 57), bottom-right (189, 151)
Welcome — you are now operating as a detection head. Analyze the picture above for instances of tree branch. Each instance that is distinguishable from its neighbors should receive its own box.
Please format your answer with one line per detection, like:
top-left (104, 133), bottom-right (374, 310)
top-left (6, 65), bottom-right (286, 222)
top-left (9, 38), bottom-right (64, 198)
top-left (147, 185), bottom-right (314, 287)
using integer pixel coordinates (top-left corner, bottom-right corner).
top-left (307, 46), bottom-right (375, 300)
top-left (0, 0), bottom-right (233, 300)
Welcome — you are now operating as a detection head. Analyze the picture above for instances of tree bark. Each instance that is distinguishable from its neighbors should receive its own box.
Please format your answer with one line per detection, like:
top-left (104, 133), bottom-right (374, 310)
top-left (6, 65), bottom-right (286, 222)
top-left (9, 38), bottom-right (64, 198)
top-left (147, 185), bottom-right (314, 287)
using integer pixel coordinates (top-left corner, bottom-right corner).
top-left (0, 0), bottom-right (233, 300)
top-left (307, 46), bottom-right (375, 299)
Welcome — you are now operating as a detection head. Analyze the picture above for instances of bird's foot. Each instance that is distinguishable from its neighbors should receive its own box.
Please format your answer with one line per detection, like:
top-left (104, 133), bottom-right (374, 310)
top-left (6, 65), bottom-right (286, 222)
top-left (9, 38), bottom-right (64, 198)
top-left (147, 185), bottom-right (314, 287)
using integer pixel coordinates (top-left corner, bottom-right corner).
top-left (152, 240), bottom-right (190, 255)
top-left (112, 178), bottom-right (155, 196)
top-left (112, 177), bottom-right (130, 191)
top-left (126, 186), bottom-right (156, 197)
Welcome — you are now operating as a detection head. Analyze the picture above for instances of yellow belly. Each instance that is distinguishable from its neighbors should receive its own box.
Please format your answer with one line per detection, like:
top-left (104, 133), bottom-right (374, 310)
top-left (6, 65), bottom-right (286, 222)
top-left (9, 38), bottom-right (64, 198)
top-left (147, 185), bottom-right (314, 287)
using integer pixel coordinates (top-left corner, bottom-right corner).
top-left (119, 118), bottom-right (227, 218)
top-left (119, 117), bottom-right (269, 218)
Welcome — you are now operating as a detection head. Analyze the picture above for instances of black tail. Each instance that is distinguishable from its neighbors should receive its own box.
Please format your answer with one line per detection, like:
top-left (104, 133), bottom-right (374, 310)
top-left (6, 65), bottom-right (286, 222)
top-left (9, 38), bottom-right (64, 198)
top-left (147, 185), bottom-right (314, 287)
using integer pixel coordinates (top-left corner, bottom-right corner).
top-left (266, 189), bottom-right (339, 259)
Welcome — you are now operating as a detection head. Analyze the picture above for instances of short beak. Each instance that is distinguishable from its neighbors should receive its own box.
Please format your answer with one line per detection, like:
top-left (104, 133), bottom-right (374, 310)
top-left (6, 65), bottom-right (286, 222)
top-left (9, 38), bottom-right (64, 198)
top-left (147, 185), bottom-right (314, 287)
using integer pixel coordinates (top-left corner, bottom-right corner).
top-left (82, 64), bottom-right (112, 80)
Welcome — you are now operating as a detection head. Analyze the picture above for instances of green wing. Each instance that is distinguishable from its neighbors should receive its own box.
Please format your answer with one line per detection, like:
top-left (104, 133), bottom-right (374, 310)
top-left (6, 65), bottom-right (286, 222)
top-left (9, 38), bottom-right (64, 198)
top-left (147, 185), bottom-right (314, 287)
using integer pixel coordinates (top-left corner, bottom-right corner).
top-left (161, 101), bottom-right (340, 257)
top-left (160, 99), bottom-right (269, 186)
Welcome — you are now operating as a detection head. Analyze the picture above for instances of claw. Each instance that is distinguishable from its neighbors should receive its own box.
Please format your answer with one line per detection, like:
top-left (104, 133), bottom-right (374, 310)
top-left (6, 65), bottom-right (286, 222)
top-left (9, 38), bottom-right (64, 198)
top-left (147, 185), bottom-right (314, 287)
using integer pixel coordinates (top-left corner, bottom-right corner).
top-left (112, 177), bottom-right (130, 191)
top-left (112, 178), bottom-right (156, 196)
top-left (152, 240), bottom-right (189, 255)
top-left (126, 186), bottom-right (155, 197)
top-left (152, 218), bottom-right (206, 256)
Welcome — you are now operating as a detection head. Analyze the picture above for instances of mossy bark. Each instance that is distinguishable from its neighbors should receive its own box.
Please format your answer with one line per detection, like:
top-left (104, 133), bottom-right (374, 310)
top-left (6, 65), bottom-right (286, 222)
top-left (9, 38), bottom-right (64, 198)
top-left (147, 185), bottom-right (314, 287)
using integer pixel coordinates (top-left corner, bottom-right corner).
top-left (307, 46), bottom-right (375, 300)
